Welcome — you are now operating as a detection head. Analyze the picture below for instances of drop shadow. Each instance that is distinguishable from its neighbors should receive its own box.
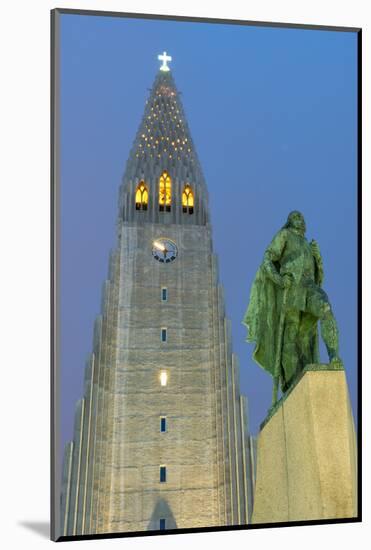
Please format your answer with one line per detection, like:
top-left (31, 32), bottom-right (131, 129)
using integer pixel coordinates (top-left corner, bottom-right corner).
top-left (147, 498), bottom-right (177, 531)
top-left (18, 521), bottom-right (50, 539)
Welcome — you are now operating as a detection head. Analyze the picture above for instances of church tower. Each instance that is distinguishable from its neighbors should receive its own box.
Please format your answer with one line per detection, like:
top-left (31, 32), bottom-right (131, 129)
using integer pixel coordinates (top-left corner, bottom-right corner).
top-left (60, 53), bottom-right (255, 536)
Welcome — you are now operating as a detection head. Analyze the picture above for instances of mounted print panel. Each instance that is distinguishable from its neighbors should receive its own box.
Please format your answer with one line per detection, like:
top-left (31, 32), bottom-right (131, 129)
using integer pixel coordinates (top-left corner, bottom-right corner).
top-left (51, 8), bottom-right (360, 542)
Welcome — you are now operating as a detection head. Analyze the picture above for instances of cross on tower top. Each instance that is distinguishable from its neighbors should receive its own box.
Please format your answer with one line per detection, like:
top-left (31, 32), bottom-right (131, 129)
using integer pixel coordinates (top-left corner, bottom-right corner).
top-left (158, 51), bottom-right (172, 72)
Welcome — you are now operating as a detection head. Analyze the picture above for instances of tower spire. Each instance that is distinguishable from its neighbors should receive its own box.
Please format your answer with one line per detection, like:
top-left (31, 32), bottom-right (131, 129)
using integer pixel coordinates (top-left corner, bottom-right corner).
top-left (119, 55), bottom-right (209, 225)
top-left (129, 68), bottom-right (197, 167)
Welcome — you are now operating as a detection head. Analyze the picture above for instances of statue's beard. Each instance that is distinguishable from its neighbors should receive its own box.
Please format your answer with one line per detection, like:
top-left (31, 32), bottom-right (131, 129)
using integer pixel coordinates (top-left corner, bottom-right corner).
top-left (291, 225), bottom-right (306, 236)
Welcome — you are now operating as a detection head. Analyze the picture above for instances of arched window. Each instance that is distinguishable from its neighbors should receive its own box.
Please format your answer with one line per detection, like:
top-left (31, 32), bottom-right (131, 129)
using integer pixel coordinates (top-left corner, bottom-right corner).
top-left (182, 184), bottom-right (194, 214)
top-left (159, 171), bottom-right (171, 212)
top-left (135, 181), bottom-right (148, 211)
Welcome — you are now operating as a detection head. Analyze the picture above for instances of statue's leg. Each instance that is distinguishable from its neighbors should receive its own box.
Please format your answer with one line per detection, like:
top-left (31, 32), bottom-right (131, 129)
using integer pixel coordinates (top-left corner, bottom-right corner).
top-left (306, 285), bottom-right (341, 364)
top-left (320, 305), bottom-right (341, 363)
top-left (298, 312), bottom-right (318, 365)
top-left (281, 310), bottom-right (300, 391)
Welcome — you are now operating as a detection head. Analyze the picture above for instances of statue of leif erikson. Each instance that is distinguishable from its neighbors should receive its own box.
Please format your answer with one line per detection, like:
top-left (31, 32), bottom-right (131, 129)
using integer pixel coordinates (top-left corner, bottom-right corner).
top-left (243, 211), bottom-right (342, 406)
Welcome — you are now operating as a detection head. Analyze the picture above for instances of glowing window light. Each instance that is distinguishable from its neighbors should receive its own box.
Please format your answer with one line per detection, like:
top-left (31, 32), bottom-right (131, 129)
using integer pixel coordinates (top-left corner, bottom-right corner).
top-left (135, 182), bottom-right (149, 210)
top-left (182, 184), bottom-right (194, 209)
top-left (160, 371), bottom-right (168, 386)
top-left (159, 171), bottom-right (171, 207)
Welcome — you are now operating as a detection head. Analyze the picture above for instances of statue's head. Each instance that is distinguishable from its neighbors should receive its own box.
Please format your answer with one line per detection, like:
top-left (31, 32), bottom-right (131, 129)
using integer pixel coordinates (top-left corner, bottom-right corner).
top-left (284, 210), bottom-right (306, 235)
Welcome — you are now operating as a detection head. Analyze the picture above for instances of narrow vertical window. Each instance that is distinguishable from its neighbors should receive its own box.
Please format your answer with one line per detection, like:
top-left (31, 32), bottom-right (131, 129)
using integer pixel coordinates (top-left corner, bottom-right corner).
top-left (182, 184), bottom-right (194, 214)
top-left (161, 287), bottom-right (167, 302)
top-left (160, 466), bottom-right (167, 482)
top-left (161, 328), bottom-right (167, 342)
top-left (135, 181), bottom-right (149, 210)
top-left (159, 171), bottom-right (171, 212)
top-left (160, 416), bottom-right (167, 432)
top-left (159, 518), bottom-right (166, 531)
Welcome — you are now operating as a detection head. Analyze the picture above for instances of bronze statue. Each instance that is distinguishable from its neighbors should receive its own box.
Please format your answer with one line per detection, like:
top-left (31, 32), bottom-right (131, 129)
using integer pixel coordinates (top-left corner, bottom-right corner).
top-left (243, 211), bottom-right (341, 404)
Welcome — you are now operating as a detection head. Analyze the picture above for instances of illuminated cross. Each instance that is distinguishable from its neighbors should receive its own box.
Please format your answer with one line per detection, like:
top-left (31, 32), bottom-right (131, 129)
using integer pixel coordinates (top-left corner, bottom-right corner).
top-left (158, 51), bottom-right (172, 72)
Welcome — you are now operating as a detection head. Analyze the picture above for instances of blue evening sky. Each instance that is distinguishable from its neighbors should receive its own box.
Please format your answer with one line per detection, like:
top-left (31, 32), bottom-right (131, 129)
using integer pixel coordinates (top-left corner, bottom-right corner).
top-left (59, 13), bottom-right (358, 456)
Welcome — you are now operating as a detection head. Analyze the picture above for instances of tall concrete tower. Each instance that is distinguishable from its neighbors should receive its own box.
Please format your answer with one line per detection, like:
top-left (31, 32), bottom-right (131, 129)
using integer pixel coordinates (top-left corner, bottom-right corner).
top-left (60, 53), bottom-right (255, 537)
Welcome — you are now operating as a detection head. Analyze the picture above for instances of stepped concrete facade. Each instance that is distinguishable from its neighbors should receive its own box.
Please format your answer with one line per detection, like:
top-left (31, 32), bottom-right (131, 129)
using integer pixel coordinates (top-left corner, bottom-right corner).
top-left (60, 58), bottom-right (255, 536)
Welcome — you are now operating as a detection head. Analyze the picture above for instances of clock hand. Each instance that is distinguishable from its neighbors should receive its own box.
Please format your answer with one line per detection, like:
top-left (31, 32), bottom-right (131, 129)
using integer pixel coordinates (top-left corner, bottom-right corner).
top-left (153, 240), bottom-right (166, 252)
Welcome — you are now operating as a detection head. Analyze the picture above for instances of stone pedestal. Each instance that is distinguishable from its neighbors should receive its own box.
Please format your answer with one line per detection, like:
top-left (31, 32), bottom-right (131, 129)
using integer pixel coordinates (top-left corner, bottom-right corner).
top-left (252, 367), bottom-right (357, 524)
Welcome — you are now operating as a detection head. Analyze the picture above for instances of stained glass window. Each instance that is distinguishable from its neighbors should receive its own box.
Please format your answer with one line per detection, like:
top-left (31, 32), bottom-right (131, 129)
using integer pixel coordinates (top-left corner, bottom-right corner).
top-left (159, 171), bottom-right (171, 212)
top-left (135, 181), bottom-right (148, 210)
top-left (182, 184), bottom-right (194, 214)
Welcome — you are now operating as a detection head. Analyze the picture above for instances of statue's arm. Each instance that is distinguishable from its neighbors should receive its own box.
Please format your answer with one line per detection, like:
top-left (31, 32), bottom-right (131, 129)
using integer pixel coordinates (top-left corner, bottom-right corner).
top-left (311, 239), bottom-right (324, 286)
top-left (262, 229), bottom-right (288, 287)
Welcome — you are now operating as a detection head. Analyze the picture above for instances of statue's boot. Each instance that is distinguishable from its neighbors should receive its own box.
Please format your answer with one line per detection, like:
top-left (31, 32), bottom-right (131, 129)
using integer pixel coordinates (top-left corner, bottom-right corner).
top-left (320, 312), bottom-right (342, 365)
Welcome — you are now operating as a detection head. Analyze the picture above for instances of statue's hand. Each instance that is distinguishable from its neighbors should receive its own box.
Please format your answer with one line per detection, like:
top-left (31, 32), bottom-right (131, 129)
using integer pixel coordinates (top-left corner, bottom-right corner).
top-left (310, 239), bottom-right (321, 259)
top-left (310, 239), bottom-right (324, 285)
top-left (280, 274), bottom-right (293, 289)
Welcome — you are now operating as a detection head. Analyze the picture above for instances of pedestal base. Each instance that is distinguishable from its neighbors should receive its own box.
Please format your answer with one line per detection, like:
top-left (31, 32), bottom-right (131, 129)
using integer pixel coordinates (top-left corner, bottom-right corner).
top-left (252, 368), bottom-right (357, 523)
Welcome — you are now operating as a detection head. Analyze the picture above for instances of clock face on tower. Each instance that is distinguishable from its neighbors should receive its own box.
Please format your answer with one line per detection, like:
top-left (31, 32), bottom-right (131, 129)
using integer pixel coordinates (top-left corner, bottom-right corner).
top-left (152, 238), bottom-right (178, 263)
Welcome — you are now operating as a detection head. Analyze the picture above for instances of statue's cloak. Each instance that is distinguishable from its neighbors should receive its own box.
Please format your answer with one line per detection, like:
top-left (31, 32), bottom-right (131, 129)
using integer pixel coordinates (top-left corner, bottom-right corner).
top-left (242, 266), bottom-right (282, 377)
top-left (242, 264), bottom-right (320, 378)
